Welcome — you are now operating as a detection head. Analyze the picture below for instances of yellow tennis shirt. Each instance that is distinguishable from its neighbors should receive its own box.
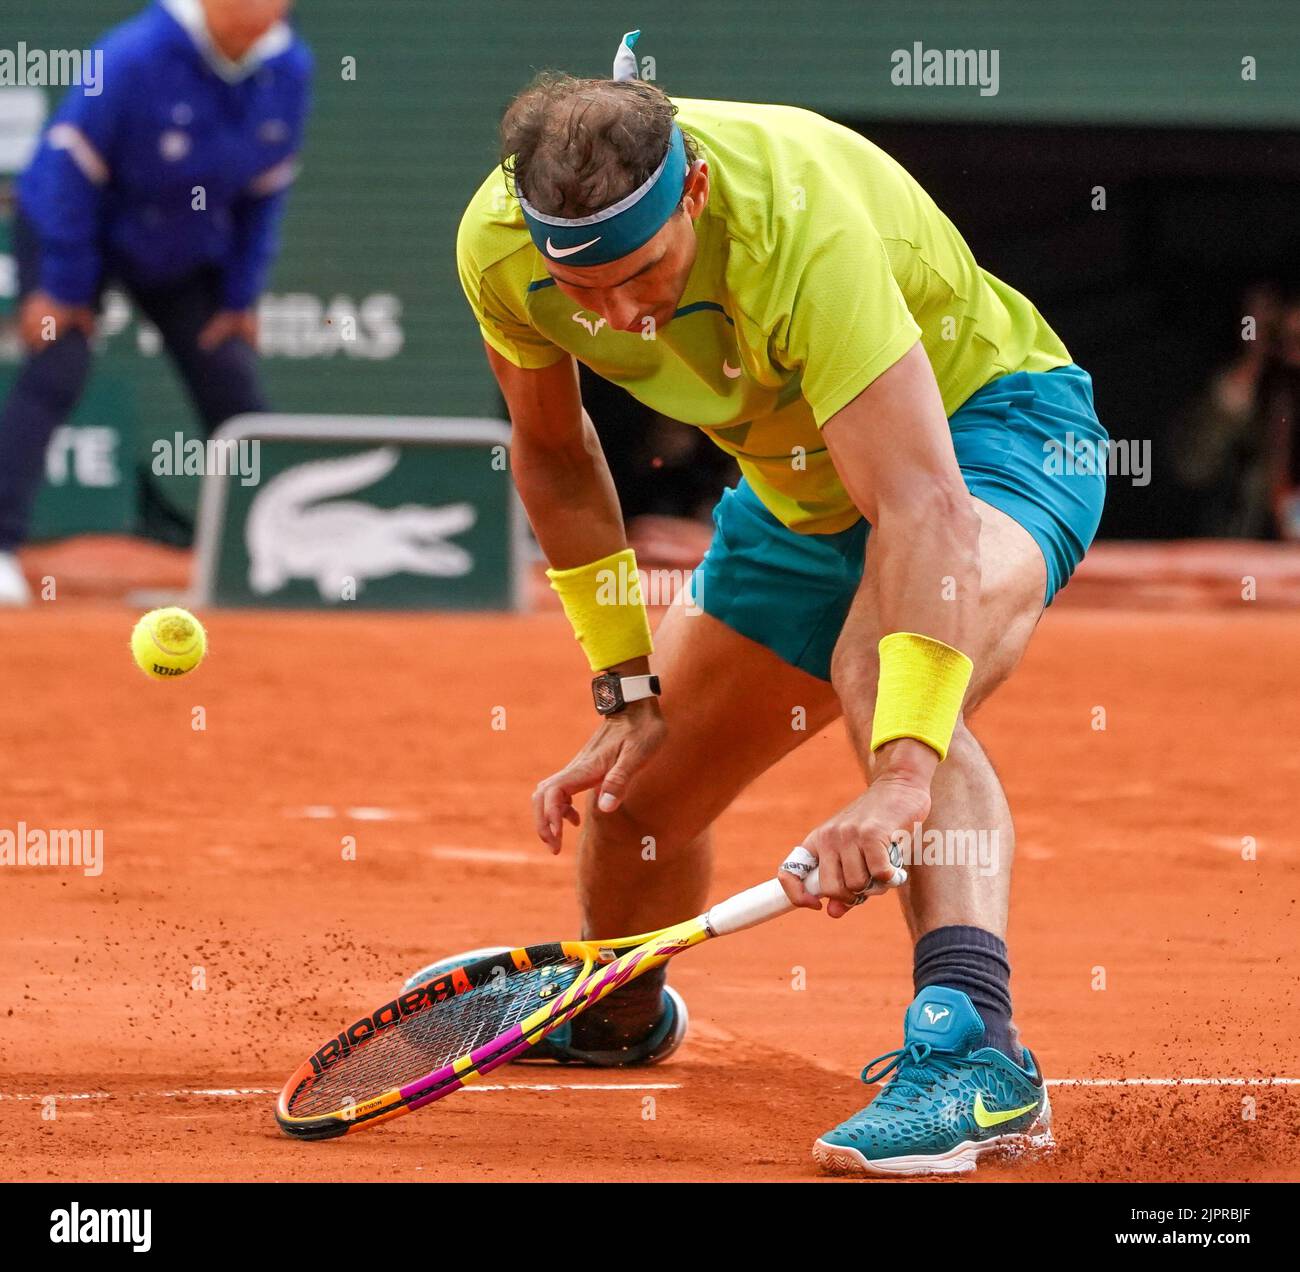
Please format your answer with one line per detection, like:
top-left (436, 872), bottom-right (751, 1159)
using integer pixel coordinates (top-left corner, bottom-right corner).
top-left (457, 97), bottom-right (1071, 534)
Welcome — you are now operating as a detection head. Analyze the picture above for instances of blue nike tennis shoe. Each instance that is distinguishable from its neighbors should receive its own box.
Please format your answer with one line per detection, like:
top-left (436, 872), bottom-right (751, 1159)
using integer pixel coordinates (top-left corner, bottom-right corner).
top-left (814, 986), bottom-right (1054, 1176)
top-left (401, 947), bottom-right (688, 1067)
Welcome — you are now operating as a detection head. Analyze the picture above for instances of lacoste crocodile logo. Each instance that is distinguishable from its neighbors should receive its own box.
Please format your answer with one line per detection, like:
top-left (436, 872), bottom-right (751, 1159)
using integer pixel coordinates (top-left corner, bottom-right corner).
top-left (245, 446), bottom-right (476, 601)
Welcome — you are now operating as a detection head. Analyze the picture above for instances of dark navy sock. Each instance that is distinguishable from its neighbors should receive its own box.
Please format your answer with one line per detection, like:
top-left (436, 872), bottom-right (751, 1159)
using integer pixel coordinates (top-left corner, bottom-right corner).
top-left (913, 925), bottom-right (1020, 1062)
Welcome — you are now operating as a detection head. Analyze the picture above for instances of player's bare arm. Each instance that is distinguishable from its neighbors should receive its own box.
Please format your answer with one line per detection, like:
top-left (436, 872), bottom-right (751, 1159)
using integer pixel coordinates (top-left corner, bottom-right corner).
top-left (780, 340), bottom-right (982, 915)
top-left (484, 344), bottom-right (666, 851)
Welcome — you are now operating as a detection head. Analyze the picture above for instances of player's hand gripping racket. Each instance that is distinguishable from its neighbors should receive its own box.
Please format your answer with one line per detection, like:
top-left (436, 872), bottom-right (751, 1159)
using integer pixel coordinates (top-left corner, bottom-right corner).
top-left (276, 849), bottom-right (905, 1139)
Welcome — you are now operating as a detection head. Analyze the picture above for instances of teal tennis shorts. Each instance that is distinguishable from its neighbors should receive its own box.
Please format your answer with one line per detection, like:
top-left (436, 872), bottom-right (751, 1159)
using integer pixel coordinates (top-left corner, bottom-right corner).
top-left (691, 362), bottom-right (1107, 681)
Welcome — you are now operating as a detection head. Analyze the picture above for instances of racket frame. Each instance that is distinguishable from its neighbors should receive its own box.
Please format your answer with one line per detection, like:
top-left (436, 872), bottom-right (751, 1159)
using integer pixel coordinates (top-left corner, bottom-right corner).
top-left (275, 918), bottom-right (709, 1140)
top-left (275, 867), bottom-right (842, 1140)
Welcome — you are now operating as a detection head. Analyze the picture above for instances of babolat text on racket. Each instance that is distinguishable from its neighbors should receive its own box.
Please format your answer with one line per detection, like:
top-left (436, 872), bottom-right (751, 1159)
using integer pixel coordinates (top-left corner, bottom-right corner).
top-left (277, 855), bottom-right (903, 1139)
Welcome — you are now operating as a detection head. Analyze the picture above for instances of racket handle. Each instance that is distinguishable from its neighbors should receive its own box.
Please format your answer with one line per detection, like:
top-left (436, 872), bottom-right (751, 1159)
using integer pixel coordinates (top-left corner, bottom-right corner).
top-left (704, 868), bottom-right (822, 937)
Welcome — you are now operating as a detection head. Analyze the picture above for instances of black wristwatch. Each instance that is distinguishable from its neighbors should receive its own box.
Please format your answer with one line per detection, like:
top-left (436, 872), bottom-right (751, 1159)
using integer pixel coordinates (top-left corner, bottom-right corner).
top-left (592, 671), bottom-right (661, 716)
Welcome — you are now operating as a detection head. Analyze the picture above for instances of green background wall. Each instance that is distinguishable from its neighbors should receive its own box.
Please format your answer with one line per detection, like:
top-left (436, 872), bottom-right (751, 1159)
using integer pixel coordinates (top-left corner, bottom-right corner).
top-left (1, 0), bottom-right (1297, 536)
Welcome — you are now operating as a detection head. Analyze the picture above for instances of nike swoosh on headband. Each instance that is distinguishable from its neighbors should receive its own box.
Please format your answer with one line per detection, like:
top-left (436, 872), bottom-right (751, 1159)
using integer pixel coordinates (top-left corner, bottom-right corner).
top-left (546, 236), bottom-right (602, 258)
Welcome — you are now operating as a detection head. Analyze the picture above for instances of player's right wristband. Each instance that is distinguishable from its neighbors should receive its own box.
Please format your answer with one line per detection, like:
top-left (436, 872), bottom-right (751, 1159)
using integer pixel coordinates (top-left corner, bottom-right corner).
top-left (546, 547), bottom-right (654, 672)
top-left (870, 632), bottom-right (974, 762)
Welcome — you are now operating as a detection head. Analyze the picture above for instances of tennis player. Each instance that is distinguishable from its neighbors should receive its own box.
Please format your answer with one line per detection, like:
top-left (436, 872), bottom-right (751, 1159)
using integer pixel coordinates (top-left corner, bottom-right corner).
top-left (418, 32), bottom-right (1107, 1175)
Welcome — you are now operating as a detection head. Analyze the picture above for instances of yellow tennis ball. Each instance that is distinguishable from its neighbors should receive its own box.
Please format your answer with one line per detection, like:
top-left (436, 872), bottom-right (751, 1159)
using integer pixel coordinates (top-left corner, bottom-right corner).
top-left (130, 606), bottom-right (207, 680)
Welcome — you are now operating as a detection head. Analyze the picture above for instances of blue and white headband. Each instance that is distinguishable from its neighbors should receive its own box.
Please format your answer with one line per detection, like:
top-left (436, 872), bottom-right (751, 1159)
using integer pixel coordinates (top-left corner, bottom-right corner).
top-left (518, 30), bottom-right (688, 267)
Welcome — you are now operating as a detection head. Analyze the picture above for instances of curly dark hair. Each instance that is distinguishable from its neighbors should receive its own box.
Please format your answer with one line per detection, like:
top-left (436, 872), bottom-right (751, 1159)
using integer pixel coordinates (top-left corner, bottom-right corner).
top-left (500, 73), bottom-right (699, 218)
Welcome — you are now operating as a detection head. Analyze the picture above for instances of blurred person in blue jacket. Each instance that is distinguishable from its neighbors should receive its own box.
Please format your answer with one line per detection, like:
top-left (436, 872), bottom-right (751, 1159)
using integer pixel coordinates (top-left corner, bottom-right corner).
top-left (0, 0), bottom-right (312, 602)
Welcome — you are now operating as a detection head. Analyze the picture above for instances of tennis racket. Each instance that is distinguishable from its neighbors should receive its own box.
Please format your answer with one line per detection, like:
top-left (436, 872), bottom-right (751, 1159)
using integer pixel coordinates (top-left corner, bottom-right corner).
top-left (277, 852), bottom-right (904, 1140)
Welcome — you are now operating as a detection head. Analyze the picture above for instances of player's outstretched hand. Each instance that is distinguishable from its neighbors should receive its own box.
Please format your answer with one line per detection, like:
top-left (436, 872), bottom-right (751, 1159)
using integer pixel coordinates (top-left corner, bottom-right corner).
top-left (781, 774), bottom-right (930, 917)
top-left (532, 699), bottom-right (667, 853)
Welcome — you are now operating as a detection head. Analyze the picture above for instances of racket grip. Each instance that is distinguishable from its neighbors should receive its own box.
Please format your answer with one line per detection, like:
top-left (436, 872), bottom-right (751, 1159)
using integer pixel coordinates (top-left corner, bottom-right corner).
top-left (704, 868), bottom-right (822, 937)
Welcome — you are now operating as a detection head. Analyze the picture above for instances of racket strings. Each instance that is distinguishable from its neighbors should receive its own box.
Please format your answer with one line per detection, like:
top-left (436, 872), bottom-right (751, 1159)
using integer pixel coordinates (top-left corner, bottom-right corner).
top-left (288, 952), bottom-right (586, 1116)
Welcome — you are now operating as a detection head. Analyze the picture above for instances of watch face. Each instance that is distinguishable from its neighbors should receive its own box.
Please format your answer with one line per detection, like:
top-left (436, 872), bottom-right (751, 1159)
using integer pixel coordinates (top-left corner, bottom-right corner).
top-left (593, 677), bottom-right (621, 714)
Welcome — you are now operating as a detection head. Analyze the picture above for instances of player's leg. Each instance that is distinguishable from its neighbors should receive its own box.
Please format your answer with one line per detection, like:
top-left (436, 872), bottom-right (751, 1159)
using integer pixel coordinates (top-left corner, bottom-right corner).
top-left (815, 503), bottom-right (1054, 1174)
top-left (838, 498), bottom-right (1044, 1009)
top-left (403, 479), bottom-right (851, 1058)
top-left (815, 363), bottom-right (1107, 1174)
top-left (578, 592), bottom-right (842, 936)
top-left (404, 599), bottom-right (842, 1059)
top-left (560, 591), bottom-right (841, 1058)
top-left (558, 474), bottom-right (883, 1060)
top-left (898, 366), bottom-right (1108, 1045)
top-left (0, 213), bottom-right (96, 600)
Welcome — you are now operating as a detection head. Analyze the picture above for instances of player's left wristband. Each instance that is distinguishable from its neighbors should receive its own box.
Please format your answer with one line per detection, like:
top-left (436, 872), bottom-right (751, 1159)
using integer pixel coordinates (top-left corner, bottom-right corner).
top-left (546, 547), bottom-right (654, 672)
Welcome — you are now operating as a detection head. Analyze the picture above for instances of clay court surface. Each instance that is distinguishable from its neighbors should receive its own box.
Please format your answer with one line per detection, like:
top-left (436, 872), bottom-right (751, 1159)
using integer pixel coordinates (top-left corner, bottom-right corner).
top-left (2, 584), bottom-right (1297, 1182)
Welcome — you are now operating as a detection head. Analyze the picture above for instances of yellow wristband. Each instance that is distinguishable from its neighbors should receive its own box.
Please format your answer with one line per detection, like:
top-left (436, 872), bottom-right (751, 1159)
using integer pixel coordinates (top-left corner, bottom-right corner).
top-left (870, 632), bottom-right (974, 761)
top-left (546, 547), bottom-right (654, 672)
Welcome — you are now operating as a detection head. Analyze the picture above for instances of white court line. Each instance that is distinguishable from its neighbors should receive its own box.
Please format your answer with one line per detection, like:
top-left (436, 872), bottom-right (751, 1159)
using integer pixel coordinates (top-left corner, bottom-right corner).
top-left (0, 1082), bottom-right (681, 1102)
top-left (1048, 1078), bottom-right (1300, 1087)
top-left (281, 806), bottom-right (419, 822)
top-left (3, 1079), bottom-right (1297, 1103)
top-left (462, 1082), bottom-right (680, 1092)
